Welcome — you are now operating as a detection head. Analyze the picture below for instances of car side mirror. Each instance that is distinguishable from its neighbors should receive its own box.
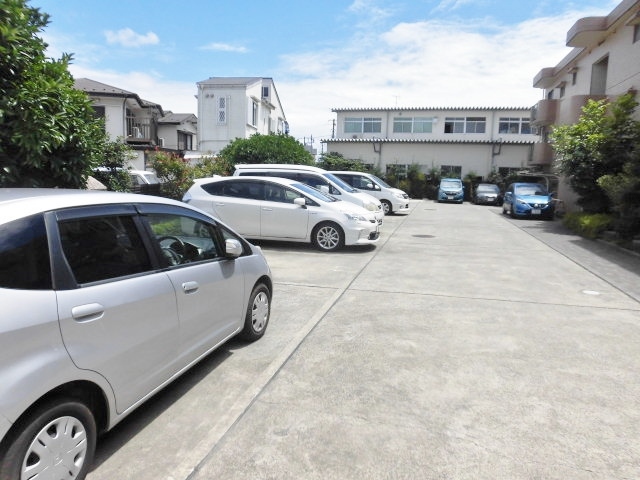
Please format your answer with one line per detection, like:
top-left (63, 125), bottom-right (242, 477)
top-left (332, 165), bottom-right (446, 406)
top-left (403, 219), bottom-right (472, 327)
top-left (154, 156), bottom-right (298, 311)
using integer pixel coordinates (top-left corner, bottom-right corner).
top-left (224, 239), bottom-right (243, 258)
top-left (319, 185), bottom-right (330, 194)
top-left (294, 197), bottom-right (307, 208)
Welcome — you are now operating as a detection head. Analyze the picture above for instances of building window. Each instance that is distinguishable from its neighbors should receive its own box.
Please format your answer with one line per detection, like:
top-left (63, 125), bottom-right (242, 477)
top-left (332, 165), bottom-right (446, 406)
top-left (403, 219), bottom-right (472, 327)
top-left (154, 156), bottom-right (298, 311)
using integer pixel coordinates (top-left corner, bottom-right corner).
top-left (634, 24), bottom-right (640, 44)
top-left (559, 84), bottom-right (566, 98)
top-left (393, 117), bottom-right (412, 133)
top-left (465, 117), bottom-right (486, 133)
top-left (262, 86), bottom-right (269, 98)
top-left (363, 117), bottom-right (381, 133)
top-left (251, 101), bottom-right (258, 126)
top-left (393, 117), bottom-right (434, 133)
top-left (177, 132), bottom-right (193, 151)
top-left (572, 71), bottom-right (578, 85)
top-left (499, 117), bottom-right (531, 134)
top-left (444, 117), bottom-right (464, 133)
top-left (344, 117), bottom-right (381, 134)
top-left (414, 117), bottom-right (433, 133)
top-left (440, 165), bottom-right (462, 177)
top-left (445, 117), bottom-right (485, 133)
top-left (217, 97), bottom-right (227, 124)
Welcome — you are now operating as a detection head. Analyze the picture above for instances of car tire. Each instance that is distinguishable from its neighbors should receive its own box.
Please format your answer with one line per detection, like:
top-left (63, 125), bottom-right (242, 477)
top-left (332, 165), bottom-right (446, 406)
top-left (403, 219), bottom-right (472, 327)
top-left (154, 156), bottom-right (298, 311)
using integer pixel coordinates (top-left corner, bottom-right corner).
top-left (381, 200), bottom-right (392, 215)
top-left (240, 283), bottom-right (271, 342)
top-left (0, 398), bottom-right (96, 480)
top-left (312, 222), bottom-right (345, 252)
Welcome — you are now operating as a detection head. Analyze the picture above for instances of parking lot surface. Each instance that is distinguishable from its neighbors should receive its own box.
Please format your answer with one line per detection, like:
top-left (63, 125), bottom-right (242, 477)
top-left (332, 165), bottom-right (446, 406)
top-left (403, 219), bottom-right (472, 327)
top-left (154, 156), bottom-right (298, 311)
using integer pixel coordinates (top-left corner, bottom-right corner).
top-left (87, 200), bottom-right (640, 480)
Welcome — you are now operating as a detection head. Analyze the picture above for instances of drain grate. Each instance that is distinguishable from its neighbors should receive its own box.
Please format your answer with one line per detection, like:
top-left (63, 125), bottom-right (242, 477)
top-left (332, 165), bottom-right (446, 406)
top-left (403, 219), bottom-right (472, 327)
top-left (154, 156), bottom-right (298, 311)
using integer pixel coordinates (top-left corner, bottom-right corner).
top-left (413, 234), bottom-right (435, 238)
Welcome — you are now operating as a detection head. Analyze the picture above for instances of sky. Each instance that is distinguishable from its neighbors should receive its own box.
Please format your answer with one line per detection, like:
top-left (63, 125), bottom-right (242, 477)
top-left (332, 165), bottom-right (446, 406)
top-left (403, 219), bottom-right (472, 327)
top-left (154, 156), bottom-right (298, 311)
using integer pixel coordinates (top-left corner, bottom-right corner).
top-left (33, 0), bottom-right (618, 152)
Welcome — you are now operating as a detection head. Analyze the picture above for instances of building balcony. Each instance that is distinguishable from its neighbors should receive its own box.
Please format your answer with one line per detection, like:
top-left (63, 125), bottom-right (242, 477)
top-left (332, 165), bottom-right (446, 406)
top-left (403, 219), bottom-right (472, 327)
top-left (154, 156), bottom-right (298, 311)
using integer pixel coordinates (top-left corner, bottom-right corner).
top-left (566, 16), bottom-right (608, 47)
top-left (126, 117), bottom-right (154, 143)
top-left (531, 99), bottom-right (558, 126)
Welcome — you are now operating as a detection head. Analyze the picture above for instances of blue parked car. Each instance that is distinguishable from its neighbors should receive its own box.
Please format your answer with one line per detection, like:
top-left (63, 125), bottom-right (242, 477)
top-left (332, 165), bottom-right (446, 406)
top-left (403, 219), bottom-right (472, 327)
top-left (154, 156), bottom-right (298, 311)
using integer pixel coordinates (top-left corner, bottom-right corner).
top-left (502, 182), bottom-right (555, 220)
top-left (437, 178), bottom-right (464, 203)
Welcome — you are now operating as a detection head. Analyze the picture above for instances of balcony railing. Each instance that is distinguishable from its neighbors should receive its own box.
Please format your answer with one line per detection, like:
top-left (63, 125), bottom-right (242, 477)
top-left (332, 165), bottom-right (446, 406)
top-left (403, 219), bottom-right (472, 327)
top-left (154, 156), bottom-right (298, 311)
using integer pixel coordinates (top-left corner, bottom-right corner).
top-left (126, 117), bottom-right (153, 142)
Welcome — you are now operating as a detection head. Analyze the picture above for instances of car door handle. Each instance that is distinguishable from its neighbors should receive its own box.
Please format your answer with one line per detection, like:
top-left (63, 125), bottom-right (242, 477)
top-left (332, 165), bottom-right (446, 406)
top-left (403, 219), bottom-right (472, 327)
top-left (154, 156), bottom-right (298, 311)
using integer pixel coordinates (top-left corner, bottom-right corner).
top-left (71, 303), bottom-right (105, 322)
top-left (182, 281), bottom-right (199, 294)
top-left (262, 207), bottom-right (273, 211)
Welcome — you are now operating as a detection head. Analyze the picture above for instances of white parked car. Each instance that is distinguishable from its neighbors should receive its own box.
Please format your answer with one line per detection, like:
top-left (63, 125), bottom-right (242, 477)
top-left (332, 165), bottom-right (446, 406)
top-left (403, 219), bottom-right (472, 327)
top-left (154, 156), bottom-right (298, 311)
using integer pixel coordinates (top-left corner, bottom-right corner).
top-left (183, 176), bottom-right (380, 252)
top-left (232, 164), bottom-right (384, 225)
top-left (332, 171), bottom-right (410, 215)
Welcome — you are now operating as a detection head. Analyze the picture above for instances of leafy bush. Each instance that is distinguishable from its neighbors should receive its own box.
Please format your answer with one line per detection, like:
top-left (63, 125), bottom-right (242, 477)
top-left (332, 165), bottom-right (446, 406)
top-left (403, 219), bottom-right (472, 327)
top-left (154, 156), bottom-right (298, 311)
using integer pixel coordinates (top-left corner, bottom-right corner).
top-left (562, 212), bottom-right (614, 239)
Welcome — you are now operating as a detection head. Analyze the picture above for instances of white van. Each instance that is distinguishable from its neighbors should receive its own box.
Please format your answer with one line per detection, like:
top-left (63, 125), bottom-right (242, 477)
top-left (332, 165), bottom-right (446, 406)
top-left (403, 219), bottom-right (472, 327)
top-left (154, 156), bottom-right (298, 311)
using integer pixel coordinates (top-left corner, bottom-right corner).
top-left (233, 164), bottom-right (384, 224)
top-left (332, 171), bottom-right (410, 215)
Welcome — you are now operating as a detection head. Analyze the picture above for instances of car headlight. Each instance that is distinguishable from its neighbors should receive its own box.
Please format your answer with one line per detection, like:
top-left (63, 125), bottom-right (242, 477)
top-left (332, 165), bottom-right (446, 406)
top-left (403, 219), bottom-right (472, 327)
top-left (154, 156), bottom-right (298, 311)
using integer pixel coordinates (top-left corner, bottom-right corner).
top-left (393, 192), bottom-right (404, 199)
top-left (344, 213), bottom-right (368, 222)
top-left (516, 197), bottom-right (529, 206)
top-left (363, 201), bottom-right (377, 212)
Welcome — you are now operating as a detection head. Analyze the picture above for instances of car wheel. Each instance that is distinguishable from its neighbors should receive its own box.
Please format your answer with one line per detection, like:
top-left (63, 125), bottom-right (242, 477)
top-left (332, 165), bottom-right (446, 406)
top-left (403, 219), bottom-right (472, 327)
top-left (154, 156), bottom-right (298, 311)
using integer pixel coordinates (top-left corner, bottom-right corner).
top-left (510, 207), bottom-right (516, 219)
top-left (312, 222), bottom-right (344, 252)
top-left (381, 200), bottom-right (392, 215)
top-left (240, 283), bottom-right (271, 341)
top-left (0, 399), bottom-right (96, 480)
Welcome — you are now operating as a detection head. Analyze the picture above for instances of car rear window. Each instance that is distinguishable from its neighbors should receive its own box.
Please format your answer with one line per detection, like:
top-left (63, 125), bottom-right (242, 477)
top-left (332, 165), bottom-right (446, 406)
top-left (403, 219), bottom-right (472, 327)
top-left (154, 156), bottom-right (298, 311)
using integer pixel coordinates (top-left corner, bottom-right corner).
top-left (0, 214), bottom-right (52, 290)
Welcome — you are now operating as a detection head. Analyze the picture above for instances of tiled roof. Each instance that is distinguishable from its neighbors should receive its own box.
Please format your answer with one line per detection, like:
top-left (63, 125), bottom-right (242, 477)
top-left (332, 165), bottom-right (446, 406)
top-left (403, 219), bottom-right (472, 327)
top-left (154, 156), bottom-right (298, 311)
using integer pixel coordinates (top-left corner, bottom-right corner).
top-left (74, 78), bottom-right (136, 96)
top-left (159, 112), bottom-right (197, 123)
top-left (322, 138), bottom-right (536, 144)
top-left (331, 106), bottom-right (534, 112)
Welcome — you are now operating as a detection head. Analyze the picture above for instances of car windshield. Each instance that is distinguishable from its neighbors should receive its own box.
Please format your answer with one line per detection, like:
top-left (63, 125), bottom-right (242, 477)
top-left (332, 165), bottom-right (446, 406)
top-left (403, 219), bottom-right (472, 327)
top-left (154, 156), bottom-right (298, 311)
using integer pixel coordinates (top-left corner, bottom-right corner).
top-left (292, 182), bottom-right (339, 203)
top-left (323, 173), bottom-right (357, 193)
top-left (441, 180), bottom-right (461, 188)
top-left (369, 174), bottom-right (390, 188)
top-left (140, 172), bottom-right (160, 184)
top-left (477, 184), bottom-right (499, 193)
top-left (515, 184), bottom-right (548, 196)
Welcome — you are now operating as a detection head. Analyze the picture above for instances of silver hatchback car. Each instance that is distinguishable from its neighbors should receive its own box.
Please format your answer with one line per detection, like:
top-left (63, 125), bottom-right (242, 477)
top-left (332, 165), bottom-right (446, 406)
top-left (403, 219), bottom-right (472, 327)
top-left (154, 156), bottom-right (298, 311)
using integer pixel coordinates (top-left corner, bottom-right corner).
top-left (0, 189), bottom-right (272, 480)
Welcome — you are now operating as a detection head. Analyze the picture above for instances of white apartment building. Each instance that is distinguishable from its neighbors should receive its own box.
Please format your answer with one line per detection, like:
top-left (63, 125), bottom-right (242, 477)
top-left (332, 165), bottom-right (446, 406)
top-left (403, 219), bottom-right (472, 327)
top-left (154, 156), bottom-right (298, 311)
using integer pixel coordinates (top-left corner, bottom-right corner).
top-left (531, 0), bottom-right (640, 208)
top-left (196, 77), bottom-right (288, 155)
top-left (323, 107), bottom-right (539, 179)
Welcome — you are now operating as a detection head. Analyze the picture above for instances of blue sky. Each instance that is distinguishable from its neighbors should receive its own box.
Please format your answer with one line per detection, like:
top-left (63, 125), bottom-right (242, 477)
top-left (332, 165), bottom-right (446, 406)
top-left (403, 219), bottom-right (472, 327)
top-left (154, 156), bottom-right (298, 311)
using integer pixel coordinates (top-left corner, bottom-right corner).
top-left (34, 0), bottom-right (617, 150)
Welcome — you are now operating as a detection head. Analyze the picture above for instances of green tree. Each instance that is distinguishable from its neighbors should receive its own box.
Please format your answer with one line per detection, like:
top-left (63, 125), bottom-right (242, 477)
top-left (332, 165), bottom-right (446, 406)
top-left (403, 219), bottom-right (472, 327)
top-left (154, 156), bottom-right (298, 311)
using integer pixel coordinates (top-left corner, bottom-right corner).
top-left (317, 152), bottom-right (366, 171)
top-left (192, 154), bottom-right (234, 178)
top-left (596, 94), bottom-right (640, 239)
top-left (0, 0), bottom-right (105, 188)
top-left (91, 138), bottom-right (135, 191)
top-left (550, 98), bottom-right (627, 213)
top-left (218, 133), bottom-right (314, 166)
top-left (149, 150), bottom-right (193, 200)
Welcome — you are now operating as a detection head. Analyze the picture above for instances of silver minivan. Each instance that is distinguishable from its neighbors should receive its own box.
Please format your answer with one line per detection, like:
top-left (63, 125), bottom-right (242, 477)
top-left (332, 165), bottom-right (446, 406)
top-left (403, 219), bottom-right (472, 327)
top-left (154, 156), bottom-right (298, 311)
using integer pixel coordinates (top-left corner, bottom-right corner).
top-left (233, 164), bottom-right (384, 225)
top-left (0, 189), bottom-right (272, 480)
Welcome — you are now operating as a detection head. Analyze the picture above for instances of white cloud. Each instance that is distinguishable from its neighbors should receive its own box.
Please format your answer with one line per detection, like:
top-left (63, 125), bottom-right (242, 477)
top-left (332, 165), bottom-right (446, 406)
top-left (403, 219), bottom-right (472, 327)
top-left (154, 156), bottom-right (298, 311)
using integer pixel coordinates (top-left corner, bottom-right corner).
top-left (200, 42), bottom-right (249, 53)
top-left (104, 28), bottom-right (159, 47)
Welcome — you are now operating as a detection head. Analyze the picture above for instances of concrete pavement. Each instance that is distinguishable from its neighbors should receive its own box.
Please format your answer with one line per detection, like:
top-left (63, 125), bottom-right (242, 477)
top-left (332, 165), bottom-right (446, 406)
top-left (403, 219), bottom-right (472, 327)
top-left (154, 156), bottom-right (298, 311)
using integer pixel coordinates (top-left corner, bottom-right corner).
top-left (87, 200), bottom-right (640, 480)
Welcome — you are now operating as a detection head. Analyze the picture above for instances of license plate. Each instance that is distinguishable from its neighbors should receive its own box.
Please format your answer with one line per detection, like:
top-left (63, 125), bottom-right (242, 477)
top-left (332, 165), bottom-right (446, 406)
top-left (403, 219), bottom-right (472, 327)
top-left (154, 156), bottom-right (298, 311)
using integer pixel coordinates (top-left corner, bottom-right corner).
top-left (448, 195), bottom-right (454, 199)
top-left (532, 209), bottom-right (541, 215)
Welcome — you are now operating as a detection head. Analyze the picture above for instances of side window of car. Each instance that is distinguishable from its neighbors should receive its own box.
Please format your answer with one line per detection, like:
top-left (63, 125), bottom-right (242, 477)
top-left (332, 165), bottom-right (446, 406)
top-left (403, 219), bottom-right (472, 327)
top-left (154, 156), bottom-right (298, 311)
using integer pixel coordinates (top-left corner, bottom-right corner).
top-left (146, 213), bottom-right (224, 266)
top-left (265, 183), bottom-right (287, 203)
top-left (0, 214), bottom-right (52, 290)
top-left (59, 215), bottom-right (152, 284)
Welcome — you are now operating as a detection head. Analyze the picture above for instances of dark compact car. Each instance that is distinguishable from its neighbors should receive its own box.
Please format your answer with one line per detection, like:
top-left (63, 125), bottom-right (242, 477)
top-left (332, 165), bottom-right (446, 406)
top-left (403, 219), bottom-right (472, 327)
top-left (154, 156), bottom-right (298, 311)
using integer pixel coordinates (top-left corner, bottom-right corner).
top-left (0, 189), bottom-right (272, 480)
top-left (502, 182), bottom-right (555, 220)
top-left (473, 183), bottom-right (503, 205)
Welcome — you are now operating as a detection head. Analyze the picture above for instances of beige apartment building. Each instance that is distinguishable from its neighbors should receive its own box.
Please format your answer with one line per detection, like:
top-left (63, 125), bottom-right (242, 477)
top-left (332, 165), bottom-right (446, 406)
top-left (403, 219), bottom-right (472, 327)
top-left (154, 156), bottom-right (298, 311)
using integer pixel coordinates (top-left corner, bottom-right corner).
top-left (323, 107), bottom-right (539, 180)
top-left (531, 0), bottom-right (640, 208)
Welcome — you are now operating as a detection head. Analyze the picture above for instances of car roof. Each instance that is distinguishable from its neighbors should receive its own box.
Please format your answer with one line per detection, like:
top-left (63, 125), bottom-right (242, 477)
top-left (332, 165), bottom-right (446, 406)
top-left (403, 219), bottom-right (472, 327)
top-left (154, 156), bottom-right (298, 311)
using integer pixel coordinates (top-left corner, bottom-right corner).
top-left (0, 188), bottom-right (185, 224)
top-left (192, 176), bottom-right (300, 187)
top-left (234, 163), bottom-right (325, 172)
